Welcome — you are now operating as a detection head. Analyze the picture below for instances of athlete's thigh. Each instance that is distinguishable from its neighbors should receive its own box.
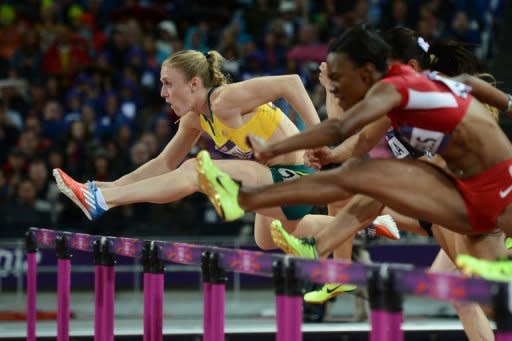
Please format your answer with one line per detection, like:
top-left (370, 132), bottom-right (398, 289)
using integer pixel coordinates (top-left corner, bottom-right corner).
top-left (433, 225), bottom-right (506, 261)
top-left (337, 158), bottom-right (471, 234)
top-left (453, 229), bottom-right (506, 261)
top-left (213, 159), bottom-right (274, 186)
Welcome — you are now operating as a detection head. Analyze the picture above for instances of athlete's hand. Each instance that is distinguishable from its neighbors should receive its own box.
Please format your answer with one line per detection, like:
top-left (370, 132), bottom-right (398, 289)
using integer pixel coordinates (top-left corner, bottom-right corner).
top-left (304, 146), bottom-right (333, 170)
top-left (318, 62), bottom-right (331, 89)
top-left (246, 134), bottom-right (274, 165)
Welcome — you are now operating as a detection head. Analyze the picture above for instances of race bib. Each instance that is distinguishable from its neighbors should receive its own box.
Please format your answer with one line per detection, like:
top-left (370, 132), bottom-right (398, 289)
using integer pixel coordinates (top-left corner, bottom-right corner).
top-left (409, 127), bottom-right (446, 154)
top-left (277, 168), bottom-right (301, 181)
top-left (387, 136), bottom-right (410, 159)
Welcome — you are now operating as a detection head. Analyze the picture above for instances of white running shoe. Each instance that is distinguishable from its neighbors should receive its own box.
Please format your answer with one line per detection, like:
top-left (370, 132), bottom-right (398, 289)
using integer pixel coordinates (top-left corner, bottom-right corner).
top-left (372, 214), bottom-right (400, 240)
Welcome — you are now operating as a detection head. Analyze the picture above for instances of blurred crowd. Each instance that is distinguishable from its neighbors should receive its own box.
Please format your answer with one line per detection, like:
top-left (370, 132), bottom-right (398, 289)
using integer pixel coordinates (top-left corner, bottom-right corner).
top-left (0, 0), bottom-right (507, 238)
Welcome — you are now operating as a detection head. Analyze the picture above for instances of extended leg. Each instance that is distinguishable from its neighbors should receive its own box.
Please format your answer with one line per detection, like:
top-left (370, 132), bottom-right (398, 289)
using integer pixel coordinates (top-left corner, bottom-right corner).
top-left (237, 157), bottom-right (472, 235)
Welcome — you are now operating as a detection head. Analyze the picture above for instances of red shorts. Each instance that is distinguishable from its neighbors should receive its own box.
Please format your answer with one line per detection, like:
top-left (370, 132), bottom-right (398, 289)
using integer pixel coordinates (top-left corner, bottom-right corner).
top-left (455, 158), bottom-right (512, 233)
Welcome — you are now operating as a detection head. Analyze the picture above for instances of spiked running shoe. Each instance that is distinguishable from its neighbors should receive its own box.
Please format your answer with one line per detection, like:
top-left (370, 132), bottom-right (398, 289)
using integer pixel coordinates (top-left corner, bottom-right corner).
top-left (304, 283), bottom-right (358, 304)
top-left (53, 169), bottom-right (106, 220)
top-left (269, 220), bottom-right (360, 303)
top-left (196, 151), bottom-right (245, 221)
top-left (373, 214), bottom-right (400, 240)
top-left (456, 254), bottom-right (512, 282)
top-left (506, 237), bottom-right (512, 250)
top-left (270, 220), bottom-right (318, 259)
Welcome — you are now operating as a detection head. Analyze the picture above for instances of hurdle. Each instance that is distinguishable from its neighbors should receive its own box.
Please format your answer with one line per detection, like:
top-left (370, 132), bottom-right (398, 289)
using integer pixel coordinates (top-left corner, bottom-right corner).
top-left (24, 227), bottom-right (512, 340)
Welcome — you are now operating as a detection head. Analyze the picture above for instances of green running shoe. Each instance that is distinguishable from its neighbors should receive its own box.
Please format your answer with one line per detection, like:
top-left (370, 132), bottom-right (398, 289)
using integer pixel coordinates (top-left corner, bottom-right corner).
top-left (304, 283), bottom-right (358, 304)
top-left (456, 254), bottom-right (512, 282)
top-left (270, 220), bottom-right (318, 259)
top-left (506, 237), bottom-right (512, 250)
top-left (270, 220), bottom-right (359, 303)
top-left (196, 150), bottom-right (245, 221)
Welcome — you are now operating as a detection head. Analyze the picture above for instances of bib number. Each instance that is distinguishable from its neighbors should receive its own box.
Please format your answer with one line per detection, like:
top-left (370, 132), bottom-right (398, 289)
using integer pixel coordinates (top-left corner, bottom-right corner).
top-left (409, 128), bottom-right (445, 153)
top-left (387, 136), bottom-right (410, 159)
top-left (277, 168), bottom-right (301, 181)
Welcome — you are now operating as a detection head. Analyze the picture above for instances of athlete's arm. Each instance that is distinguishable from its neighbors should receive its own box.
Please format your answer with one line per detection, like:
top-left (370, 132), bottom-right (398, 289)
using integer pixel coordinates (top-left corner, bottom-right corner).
top-left (454, 73), bottom-right (512, 115)
top-left (213, 75), bottom-right (321, 128)
top-left (112, 113), bottom-right (201, 186)
top-left (251, 82), bottom-right (401, 162)
top-left (329, 116), bottom-right (391, 163)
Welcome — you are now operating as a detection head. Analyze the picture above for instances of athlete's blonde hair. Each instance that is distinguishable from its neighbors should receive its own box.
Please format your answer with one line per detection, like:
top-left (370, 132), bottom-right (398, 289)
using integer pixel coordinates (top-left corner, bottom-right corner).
top-left (163, 50), bottom-right (228, 87)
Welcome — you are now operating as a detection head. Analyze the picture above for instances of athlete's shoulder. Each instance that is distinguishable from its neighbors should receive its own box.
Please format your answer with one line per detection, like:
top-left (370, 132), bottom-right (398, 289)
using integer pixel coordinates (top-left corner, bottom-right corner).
top-left (381, 64), bottom-right (422, 86)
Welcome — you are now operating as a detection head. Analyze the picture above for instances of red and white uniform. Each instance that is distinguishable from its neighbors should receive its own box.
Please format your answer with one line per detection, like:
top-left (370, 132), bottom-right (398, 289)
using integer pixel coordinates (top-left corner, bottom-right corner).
top-left (381, 64), bottom-right (512, 233)
top-left (382, 64), bottom-right (471, 154)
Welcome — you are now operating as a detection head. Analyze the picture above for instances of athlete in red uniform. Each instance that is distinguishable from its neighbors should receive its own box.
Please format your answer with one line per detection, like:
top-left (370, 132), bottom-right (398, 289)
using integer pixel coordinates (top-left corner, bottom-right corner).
top-left (196, 25), bottom-right (512, 281)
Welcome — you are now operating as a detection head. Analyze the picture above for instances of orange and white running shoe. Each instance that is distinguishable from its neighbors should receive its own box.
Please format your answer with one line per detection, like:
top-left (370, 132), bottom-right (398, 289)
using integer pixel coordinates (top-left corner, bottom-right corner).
top-left (53, 168), bottom-right (106, 220)
top-left (372, 214), bottom-right (400, 240)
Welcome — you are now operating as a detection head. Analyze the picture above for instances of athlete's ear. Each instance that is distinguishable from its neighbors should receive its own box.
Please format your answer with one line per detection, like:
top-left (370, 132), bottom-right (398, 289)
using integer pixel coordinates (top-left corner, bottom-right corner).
top-left (189, 76), bottom-right (202, 92)
top-left (407, 59), bottom-right (420, 72)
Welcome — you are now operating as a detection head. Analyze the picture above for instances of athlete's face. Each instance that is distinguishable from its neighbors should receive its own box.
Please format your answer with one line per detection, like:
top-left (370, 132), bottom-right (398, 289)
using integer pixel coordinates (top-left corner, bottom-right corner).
top-left (327, 52), bottom-right (375, 110)
top-left (160, 66), bottom-right (195, 117)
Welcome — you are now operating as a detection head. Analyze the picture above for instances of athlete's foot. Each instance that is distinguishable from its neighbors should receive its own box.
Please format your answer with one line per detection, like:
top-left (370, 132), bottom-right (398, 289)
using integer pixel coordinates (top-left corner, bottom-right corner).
top-left (196, 151), bottom-right (245, 221)
top-left (53, 168), bottom-right (106, 220)
top-left (304, 283), bottom-right (358, 304)
top-left (456, 254), bottom-right (512, 282)
top-left (373, 214), bottom-right (400, 240)
top-left (359, 214), bottom-right (400, 241)
top-left (270, 220), bottom-right (318, 258)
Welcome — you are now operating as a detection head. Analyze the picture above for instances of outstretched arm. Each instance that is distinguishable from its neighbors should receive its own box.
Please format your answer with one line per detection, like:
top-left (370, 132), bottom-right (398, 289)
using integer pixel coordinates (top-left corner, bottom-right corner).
top-left (455, 73), bottom-right (512, 115)
top-left (330, 116), bottom-right (391, 163)
top-left (251, 82), bottom-right (401, 162)
top-left (213, 75), bottom-right (320, 128)
top-left (108, 114), bottom-right (201, 187)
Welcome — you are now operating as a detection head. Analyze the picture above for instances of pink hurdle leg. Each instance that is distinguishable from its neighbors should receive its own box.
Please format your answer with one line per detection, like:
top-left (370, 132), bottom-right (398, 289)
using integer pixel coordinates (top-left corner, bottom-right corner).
top-left (26, 252), bottom-right (37, 341)
top-left (211, 283), bottom-right (225, 341)
top-left (143, 273), bottom-right (153, 341)
top-left (203, 282), bottom-right (212, 341)
top-left (94, 265), bottom-right (104, 341)
top-left (57, 258), bottom-right (71, 341)
top-left (275, 295), bottom-right (287, 341)
top-left (285, 295), bottom-right (302, 341)
top-left (151, 273), bottom-right (164, 341)
top-left (104, 265), bottom-right (115, 341)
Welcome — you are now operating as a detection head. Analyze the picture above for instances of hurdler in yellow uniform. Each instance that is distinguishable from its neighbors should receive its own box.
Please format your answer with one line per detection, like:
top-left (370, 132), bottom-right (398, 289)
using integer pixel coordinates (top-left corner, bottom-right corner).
top-left (200, 87), bottom-right (315, 220)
